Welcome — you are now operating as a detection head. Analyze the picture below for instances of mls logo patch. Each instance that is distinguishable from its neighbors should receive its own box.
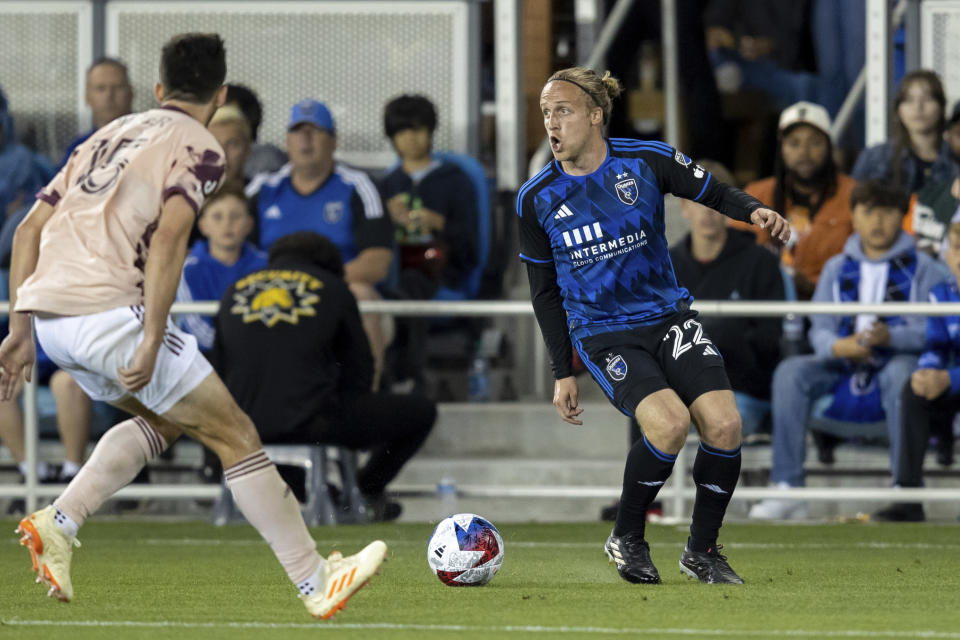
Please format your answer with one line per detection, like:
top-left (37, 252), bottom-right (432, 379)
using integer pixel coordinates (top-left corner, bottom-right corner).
top-left (674, 150), bottom-right (692, 167)
top-left (615, 178), bottom-right (638, 205)
top-left (324, 201), bottom-right (343, 224)
top-left (605, 354), bottom-right (628, 381)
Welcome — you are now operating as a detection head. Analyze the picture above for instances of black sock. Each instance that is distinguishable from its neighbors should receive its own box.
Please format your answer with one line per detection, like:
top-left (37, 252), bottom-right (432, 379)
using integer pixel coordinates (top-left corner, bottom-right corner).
top-left (614, 435), bottom-right (676, 538)
top-left (689, 441), bottom-right (741, 552)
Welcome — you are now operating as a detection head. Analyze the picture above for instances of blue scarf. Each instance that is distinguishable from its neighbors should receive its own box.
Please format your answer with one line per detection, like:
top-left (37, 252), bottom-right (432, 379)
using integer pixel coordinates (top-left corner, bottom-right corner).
top-left (823, 250), bottom-right (917, 422)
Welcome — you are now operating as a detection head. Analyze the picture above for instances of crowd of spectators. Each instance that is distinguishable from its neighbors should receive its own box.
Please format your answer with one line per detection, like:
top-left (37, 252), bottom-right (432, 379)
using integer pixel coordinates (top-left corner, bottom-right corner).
top-left (2, 10), bottom-right (960, 523)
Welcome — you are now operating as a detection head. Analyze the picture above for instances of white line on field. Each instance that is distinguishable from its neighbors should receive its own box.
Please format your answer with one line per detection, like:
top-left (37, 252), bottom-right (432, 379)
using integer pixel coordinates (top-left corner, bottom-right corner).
top-left (2, 619), bottom-right (959, 637)
top-left (5, 537), bottom-right (960, 552)
top-left (120, 539), bottom-right (959, 551)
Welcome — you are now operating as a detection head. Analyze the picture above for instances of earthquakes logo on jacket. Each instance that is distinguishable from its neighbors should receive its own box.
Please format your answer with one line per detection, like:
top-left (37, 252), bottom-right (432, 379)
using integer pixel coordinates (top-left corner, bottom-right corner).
top-left (230, 270), bottom-right (322, 327)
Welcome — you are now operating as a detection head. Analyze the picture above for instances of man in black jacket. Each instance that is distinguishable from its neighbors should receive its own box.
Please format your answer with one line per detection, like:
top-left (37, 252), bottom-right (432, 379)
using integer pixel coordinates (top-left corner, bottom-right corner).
top-left (212, 231), bottom-right (437, 521)
top-left (670, 161), bottom-right (785, 438)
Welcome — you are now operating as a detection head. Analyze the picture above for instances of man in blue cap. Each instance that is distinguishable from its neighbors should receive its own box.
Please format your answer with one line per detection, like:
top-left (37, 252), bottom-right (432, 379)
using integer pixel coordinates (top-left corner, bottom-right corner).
top-left (247, 99), bottom-right (393, 388)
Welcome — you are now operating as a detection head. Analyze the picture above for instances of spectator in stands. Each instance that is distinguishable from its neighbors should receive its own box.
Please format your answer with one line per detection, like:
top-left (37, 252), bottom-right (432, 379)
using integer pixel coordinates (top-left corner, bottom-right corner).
top-left (734, 101), bottom-right (854, 299)
top-left (0, 363), bottom-right (92, 511)
top-left (903, 102), bottom-right (960, 255)
top-left (379, 94), bottom-right (480, 390)
top-left (671, 161), bottom-right (785, 439)
top-left (212, 231), bottom-right (436, 521)
top-left (58, 57), bottom-right (133, 168)
top-left (703, 0), bottom-right (818, 110)
top-left (750, 180), bottom-right (944, 520)
top-left (1, 82), bottom-right (88, 499)
top-left (875, 215), bottom-right (960, 522)
top-left (246, 99), bottom-right (394, 388)
top-left (176, 183), bottom-right (266, 353)
top-left (0, 84), bottom-right (55, 219)
top-left (207, 106), bottom-right (252, 186)
top-left (852, 70), bottom-right (960, 194)
top-left (225, 84), bottom-right (287, 179)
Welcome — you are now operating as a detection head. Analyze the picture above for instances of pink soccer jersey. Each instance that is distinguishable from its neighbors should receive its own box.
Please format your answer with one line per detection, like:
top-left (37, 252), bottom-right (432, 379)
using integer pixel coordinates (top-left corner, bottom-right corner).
top-left (16, 106), bottom-right (225, 316)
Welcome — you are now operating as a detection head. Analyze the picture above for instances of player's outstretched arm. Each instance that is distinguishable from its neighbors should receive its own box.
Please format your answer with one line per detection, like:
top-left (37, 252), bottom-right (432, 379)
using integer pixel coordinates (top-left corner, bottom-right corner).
top-left (554, 376), bottom-right (584, 426)
top-left (0, 200), bottom-right (57, 400)
top-left (118, 194), bottom-right (195, 392)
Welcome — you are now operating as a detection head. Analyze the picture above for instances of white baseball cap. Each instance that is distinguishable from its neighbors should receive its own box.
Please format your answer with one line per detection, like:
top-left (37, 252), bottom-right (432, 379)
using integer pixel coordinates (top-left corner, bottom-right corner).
top-left (778, 101), bottom-right (832, 139)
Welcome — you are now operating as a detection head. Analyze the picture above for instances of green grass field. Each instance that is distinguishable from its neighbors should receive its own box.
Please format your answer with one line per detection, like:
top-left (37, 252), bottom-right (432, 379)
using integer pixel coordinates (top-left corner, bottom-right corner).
top-left (2, 518), bottom-right (959, 639)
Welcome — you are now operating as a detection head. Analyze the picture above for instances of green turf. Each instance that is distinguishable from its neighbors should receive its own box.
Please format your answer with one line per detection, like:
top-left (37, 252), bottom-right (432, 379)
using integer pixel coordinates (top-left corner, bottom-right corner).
top-left (1, 518), bottom-right (959, 639)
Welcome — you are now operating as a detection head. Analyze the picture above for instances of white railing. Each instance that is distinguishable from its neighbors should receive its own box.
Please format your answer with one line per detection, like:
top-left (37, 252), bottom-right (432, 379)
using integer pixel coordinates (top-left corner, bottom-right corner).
top-left (4, 299), bottom-right (960, 515)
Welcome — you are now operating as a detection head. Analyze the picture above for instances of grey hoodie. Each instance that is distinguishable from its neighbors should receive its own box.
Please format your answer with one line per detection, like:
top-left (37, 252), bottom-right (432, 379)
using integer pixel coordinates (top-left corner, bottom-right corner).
top-left (809, 231), bottom-right (946, 358)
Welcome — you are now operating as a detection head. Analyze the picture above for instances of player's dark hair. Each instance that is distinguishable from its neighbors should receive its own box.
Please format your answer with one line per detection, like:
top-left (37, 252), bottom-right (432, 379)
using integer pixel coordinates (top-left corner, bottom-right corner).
top-left (226, 84), bottom-right (263, 141)
top-left (384, 94), bottom-right (438, 139)
top-left (268, 231), bottom-right (344, 277)
top-left (199, 181), bottom-right (249, 218)
top-left (159, 33), bottom-right (226, 104)
top-left (547, 67), bottom-right (623, 125)
top-left (772, 123), bottom-right (838, 216)
top-left (850, 179), bottom-right (910, 214)
top-left (889, 70), bottom-right (946, 188)
top-left (86, 56), bottom-right (130, 84)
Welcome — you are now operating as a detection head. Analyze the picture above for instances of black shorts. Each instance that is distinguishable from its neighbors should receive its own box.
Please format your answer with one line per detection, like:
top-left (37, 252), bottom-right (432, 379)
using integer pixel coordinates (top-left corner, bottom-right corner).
top-left (574, 309), bottom-right (731, 416)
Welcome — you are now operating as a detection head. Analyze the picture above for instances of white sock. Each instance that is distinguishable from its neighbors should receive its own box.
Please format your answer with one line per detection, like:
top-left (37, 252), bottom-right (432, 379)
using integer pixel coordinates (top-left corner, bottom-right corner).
top-left (52, 506), bottom-right (79, 539)
top-left (296, 565), bottom-right (323, 598)
top-left (54, 417), bottom-right (166, 527)
top-left (18, 461), bottom-right (52, 480)
top-left (61, 460), bottom-right (82, 479)
top-left (224, 450), bottom-right (322, 586)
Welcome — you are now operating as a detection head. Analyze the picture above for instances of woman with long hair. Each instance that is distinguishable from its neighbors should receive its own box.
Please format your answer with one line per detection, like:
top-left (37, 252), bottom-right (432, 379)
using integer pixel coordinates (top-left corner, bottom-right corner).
top-left (852, 70), bottom-right (959, 193)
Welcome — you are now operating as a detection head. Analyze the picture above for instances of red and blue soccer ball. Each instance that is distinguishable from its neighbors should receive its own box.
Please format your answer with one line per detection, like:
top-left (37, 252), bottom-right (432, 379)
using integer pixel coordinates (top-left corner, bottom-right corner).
top-left (427, 513), bottom-right (504, 586)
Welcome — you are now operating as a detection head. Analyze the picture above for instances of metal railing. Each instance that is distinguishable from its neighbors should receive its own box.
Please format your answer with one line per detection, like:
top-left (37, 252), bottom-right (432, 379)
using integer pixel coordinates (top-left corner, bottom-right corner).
top-left (3, 299), bottom-right (960, 516)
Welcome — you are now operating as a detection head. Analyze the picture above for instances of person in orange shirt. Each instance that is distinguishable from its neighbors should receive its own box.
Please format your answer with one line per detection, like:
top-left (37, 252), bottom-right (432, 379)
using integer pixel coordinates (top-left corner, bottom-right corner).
top-left (733, 101), bottom-right (854, 299)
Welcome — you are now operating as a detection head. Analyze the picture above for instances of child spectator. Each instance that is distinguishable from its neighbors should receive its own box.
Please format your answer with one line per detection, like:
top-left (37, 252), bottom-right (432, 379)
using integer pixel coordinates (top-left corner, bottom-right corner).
top-left (750, 180), bottom-right (945, 520)
top-left (379, 94), bottom-right (480, 390)
top-left (177, 183), bottom-right (266, 353)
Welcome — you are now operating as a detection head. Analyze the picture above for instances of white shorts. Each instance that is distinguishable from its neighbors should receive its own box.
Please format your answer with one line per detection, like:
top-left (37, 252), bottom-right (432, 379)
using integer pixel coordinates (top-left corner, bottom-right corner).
top-left (34, 305), bottom-right (213, 415)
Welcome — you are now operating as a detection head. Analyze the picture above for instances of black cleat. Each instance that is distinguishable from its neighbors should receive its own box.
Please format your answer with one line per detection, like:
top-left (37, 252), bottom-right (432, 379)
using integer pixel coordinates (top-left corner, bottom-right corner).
top-left (604, 531), bottom-right (661, 584)
top-left (873, 502), bottom-right (925, 522)
top-left (679, 545), bottom-right (744, 584)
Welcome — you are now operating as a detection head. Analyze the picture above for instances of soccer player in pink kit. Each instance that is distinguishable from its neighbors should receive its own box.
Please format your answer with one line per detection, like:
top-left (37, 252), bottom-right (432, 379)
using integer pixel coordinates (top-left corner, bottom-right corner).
top-left (0, 33), bottom-right (384, 619)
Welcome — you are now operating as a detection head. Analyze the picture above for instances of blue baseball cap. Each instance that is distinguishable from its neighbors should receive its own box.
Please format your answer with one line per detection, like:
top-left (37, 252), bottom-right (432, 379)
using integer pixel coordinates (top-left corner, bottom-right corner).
top-left (288, 99), bottom-right (335, 134)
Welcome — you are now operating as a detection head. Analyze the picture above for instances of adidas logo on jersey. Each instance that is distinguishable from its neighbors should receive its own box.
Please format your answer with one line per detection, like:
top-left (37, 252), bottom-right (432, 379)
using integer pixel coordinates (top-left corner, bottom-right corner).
top-left (265, 205), bottom-right (282, 220)
top-left (703, 345), bottom-right (720, 357)
top-left (562, 222), bottom-right (603, 248)
top-left (554, 204), bottom-right (575, 219)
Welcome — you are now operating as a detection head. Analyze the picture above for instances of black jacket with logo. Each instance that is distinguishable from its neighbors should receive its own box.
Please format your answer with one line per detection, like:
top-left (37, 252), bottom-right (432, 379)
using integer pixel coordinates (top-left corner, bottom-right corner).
top-left (669, 230), bottom-right (784, 399)
top-left (211, 256), bottom-right (373, 439)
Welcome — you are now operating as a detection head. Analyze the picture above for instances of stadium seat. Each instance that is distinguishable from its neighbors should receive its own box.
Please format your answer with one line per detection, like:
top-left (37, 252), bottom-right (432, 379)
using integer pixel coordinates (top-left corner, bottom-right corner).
top-left (211, 445), bottom-right (369, 526)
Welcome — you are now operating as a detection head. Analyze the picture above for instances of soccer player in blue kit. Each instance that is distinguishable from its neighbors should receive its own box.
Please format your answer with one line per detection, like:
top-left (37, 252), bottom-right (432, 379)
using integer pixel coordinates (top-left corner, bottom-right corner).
top-left (518, 67), bottom-right (790, 585)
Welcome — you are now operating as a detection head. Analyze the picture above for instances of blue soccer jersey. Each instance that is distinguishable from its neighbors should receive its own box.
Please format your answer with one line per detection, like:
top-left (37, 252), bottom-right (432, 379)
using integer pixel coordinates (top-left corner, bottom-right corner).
top-left (246, 162), bottom-right (392, 261)
top-left (518, 138), bottom-right (760, 343)
top-left (918, 279), bottom-right (960, 393)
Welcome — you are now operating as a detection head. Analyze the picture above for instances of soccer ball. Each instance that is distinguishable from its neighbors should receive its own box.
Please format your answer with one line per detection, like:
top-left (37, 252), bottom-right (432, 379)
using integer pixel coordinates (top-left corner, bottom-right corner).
top-left (427, 513), bottom-right (504, 586)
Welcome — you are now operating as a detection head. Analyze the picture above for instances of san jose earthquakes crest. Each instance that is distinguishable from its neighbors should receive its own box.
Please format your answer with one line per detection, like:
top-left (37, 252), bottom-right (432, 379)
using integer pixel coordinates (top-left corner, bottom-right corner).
top-left (614, 176), bottom-right (638, 205)
top-left (605, 353), bottom-right (628, 381)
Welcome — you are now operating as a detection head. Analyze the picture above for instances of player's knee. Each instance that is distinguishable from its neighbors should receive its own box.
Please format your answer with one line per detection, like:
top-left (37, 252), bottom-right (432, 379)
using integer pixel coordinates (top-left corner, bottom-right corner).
top-left (643, 408), bottom-right (691, 448)
top-left (704, 411), bottom-right (742, 447)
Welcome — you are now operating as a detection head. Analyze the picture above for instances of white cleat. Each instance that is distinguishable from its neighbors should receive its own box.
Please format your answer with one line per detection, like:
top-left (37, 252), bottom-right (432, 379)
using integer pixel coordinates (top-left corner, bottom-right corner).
top-left (15, 506), bottom-right (81, 602)
top-left (302, 540), bottom-right (387, 620)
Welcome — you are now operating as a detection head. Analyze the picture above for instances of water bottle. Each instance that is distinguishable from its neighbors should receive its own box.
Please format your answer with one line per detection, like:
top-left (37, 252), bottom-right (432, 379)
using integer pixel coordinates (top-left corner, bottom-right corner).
top-left (468, 356), bottom-right (491, 402)
top-left (437, 475), bottom-right (458, 517)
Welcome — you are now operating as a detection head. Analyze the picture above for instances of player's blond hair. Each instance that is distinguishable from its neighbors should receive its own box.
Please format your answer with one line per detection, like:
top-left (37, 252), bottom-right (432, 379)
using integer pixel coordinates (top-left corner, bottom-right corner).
top-left (546, 67), bottom-right (623, 125)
